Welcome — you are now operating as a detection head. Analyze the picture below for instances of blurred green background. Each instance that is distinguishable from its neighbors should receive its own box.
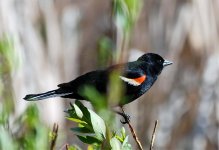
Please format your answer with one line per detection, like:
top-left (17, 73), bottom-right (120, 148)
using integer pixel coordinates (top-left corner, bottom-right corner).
top-left (0, 0), bottom-right (218, 149)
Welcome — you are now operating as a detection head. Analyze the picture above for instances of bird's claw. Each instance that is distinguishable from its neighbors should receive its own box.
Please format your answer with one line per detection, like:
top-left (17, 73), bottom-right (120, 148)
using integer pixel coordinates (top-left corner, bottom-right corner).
top-left (119, 113), bottom-right (130, 124)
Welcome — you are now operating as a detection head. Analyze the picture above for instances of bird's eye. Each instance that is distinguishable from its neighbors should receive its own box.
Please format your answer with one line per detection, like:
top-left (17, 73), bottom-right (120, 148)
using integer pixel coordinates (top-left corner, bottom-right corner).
top-left (158, 59), bottom-right (162, 64)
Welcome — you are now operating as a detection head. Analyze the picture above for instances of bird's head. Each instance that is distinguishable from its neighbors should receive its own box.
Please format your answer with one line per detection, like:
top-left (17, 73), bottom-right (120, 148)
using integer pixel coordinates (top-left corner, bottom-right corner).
top-left (137, 53), bottom-right (173, 75)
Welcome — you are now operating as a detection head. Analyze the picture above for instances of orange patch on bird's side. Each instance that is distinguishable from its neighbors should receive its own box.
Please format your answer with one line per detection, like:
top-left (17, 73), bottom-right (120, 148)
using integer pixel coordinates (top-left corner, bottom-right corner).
top-left (133, 75), bottom-right (146, 84)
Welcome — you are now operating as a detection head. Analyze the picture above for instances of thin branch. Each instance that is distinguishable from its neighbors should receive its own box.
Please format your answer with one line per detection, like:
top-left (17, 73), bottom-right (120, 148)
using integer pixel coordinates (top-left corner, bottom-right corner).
top-left (150, 120), bottom-right (158, 150)
top-left (121, 107), bottom-right (143, 150)
top-left (65, 144), bottom-right (69, 150)
top-left (50, 123), bottom-right (59, 150)
top-left (58, 143), bottom-right (69, 150)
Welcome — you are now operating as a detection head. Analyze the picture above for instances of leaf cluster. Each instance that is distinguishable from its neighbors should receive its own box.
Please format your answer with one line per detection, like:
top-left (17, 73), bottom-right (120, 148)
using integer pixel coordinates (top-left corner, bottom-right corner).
top-left (65, 101), bottom-right (132, 150)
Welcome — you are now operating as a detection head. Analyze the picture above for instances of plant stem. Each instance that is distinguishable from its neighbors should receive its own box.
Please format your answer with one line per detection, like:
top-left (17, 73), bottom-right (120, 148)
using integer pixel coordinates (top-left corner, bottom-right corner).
top-left (150, 120), bottom-right (158, 150)
top-left (50, 123), bottom-right (59, 150)
top-left (121, 107), bottom-right (143, 150)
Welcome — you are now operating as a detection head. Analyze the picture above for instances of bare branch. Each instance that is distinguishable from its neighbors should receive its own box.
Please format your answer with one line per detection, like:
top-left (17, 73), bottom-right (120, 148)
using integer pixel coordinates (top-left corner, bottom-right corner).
top-left (121, 107), bottom-right (143, 150)
top-left (150, 120), bottom-right (158, 150)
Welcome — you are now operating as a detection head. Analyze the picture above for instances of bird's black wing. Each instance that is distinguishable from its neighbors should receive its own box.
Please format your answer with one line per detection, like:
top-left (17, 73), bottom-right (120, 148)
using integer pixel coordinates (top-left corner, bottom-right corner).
top-left (116, 62), bottom-right (155, 104)
top-left (57, 70), bottom-right (108, 99)
top-left (117, 61), bottom-right (147, 86)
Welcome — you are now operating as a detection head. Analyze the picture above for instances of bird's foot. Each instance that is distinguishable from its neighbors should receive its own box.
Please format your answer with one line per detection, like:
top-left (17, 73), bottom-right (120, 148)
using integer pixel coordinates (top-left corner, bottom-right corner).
top-left (117, 112), bottom-right (130, 124)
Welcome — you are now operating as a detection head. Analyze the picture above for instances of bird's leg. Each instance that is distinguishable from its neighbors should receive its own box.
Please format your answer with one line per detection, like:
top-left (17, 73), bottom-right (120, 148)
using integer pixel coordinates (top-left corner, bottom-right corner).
top-left (118, 112), bottom-right (130, 124)
top-left (114, 106), bottom-right (130, 124)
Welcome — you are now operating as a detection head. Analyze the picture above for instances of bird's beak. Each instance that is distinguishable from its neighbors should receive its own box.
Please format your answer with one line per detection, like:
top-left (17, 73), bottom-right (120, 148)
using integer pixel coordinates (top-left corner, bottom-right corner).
top-left (163, 60), bottom-right (173, 67)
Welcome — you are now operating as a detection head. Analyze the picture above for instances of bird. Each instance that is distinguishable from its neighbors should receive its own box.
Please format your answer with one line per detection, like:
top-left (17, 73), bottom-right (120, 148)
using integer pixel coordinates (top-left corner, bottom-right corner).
top-left (24, 53), bottom-right (172, 106)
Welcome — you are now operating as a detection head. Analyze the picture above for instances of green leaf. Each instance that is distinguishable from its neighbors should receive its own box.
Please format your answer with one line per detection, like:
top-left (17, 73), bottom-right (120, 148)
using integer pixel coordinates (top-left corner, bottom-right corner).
top-left (67, 101), bottom-right (107, 144)
top-left (66, 109), bottom-right (77, 119)
top-left (67, 145), bottom-right (82, 150)
top-left (71, 127), bottom-right (93, 135)
top-left (88, 109), bottom-right (106, 141)
top-left (110, 137), bottom-right (122, 150)
top-left (77, 135), bottom-right (101, 145)
top-left (121, 127), bottom-right (126, 139)
top-left (75, 101), bottom-right (91, 124)
top-left (73, 104), bottom-right (83, 118)
top-left (115, 135), bottom-right (123, 142)
top-left (122, 136), bottom-right (132, 150)
top-left (66, 117), bottom-right (87, 124)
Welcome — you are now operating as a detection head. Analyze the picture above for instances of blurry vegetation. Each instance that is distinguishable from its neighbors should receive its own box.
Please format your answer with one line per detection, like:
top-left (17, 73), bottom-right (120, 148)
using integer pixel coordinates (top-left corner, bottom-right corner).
top-left (0, 37), bottom-right (49, 149)
top-left (0, 105), bottom-right (50, 150)
top-left (0, 37), bottom-right (16, 124)
top-left (113, 0), bottom-right (142, 32)
top-left (113, 0), bottom-right (142, 62)
top-left (97, 0), bottom-right (142, 66)
top-left (98, 37), bottom-right (114, 68)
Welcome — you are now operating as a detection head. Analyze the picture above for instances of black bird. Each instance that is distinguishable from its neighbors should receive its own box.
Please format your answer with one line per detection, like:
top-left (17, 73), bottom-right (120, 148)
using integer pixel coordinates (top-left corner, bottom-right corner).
top-left (24, 53), bottom-right (172, 106)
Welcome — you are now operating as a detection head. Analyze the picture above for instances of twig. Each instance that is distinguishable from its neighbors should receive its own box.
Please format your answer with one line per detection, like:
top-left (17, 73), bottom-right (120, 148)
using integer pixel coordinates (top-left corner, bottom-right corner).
top-left (50, 123), bottom-right (59, 150)
top-left (58, 143), bottom-right (69, 150)
top-left (121, 107), bottom-right (143, 150)
top-left (149, 120), bottom-right (158, 150)
top-left (65, 144), bottom-right (69, 150)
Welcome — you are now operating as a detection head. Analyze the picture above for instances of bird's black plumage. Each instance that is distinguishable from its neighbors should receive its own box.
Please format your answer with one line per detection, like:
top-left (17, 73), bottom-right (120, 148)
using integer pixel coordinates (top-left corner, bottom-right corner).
top-left (24, 53), bottom-right (172, 106)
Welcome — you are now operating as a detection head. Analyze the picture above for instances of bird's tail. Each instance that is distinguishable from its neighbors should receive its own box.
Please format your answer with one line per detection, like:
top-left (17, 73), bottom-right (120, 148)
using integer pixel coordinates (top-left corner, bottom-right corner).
top-left (23, 89), bottom-right (72, 101)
